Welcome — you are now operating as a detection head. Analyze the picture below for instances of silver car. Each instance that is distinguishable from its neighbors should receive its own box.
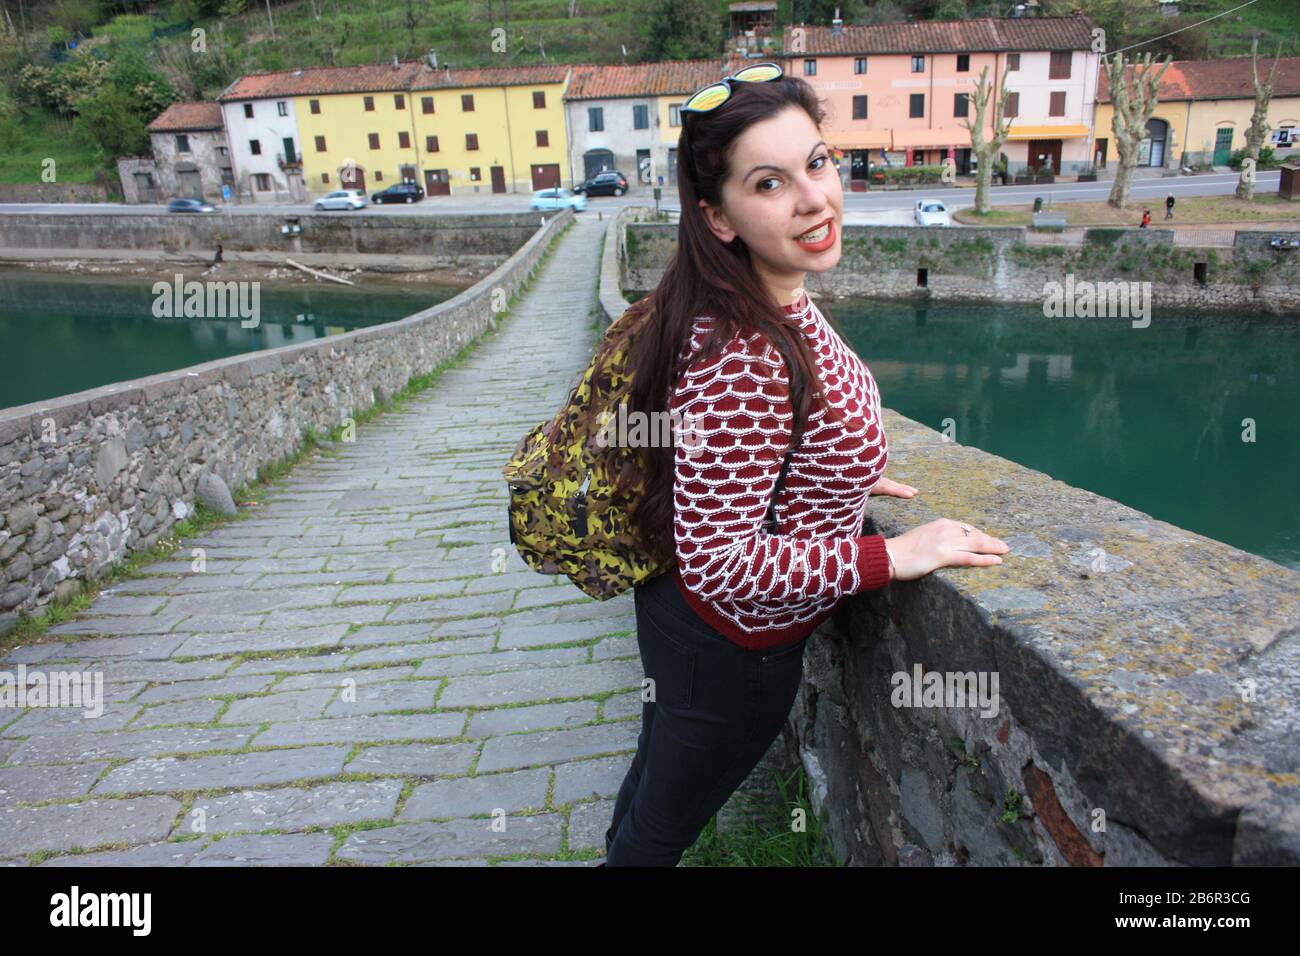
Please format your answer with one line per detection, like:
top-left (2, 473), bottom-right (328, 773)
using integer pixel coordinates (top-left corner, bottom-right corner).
top-left (315, 189), bottom-right (368, 211)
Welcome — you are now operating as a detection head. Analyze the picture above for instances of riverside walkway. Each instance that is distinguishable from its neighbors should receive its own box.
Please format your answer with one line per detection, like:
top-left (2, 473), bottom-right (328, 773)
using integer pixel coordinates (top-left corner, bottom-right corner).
top-left (0, 217), bottom-right (643, 866)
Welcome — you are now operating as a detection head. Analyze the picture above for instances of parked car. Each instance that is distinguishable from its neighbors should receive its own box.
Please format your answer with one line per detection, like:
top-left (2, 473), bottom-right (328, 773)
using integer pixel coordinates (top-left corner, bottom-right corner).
top-left (573, 170), bottom-right (629, 197)
top-left (914, 199), bottom-right (952, 227)
top-left (315, 190), bottom-right (368, 211)
top-left (167, 197), bottom-right (217, 213)
top-left (371, 182), bottom-right (425, 204)
top-left (530, 187), bottom-right (587, 212)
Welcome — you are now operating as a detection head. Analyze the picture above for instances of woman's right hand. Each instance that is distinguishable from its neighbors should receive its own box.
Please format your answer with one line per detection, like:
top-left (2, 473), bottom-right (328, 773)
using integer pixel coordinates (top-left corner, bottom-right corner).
top-left (885, 519), bottom-right (1009, 582)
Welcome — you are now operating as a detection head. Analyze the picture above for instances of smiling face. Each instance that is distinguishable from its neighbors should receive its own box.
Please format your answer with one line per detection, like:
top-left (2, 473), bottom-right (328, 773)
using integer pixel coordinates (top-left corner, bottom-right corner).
top-left (697, 105), bottom-right (843, 307)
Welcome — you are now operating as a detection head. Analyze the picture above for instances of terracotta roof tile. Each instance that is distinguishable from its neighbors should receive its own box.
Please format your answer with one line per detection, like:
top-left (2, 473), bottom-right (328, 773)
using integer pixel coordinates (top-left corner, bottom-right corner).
top-left (1097, 56), bottom-right (1300, 103)
top-left (565, 59), bottom-right (732, 100)
top-left (147, 101), bottom-right (224, 132)
top-left (794, 15), bottom-right (1096, 55)
top-left (408, 62), bottom-right (570, 91)
top-left (217, 61), bottom-right (428, 101)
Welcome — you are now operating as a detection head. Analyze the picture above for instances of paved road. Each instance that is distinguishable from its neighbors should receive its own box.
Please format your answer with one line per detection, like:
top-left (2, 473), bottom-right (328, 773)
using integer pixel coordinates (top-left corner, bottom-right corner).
top-left (0, 171), bottom-right (1279, 218)
top-left (0, 217), bottom-right (644, 866)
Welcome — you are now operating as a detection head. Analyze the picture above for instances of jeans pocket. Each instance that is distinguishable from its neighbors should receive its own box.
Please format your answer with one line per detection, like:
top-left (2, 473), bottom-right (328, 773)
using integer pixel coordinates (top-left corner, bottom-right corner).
top-left (639, 607), bottom-right (697, 709)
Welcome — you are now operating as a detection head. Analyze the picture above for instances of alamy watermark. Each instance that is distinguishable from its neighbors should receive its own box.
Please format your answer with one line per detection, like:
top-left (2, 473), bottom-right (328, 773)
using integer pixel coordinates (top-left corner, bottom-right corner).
top-left (890, 663), bottom-right (1000, 718)
top-left (152, 274), bottom-right (261, 328)
top-left (1, 664), bottom-right (104, 719)
top-left (1042, 273), bottom-right (1151, 328)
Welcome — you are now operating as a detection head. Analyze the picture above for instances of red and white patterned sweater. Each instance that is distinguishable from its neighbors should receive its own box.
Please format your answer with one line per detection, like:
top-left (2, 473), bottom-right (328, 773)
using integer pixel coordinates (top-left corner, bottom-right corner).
top-left (668, 288), bottom-right (892, 650)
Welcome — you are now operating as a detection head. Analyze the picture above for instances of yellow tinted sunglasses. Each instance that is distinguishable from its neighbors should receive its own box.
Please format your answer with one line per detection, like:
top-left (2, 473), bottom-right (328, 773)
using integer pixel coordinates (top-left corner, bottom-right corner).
top-left (681, 62), bottom-right (784, 115)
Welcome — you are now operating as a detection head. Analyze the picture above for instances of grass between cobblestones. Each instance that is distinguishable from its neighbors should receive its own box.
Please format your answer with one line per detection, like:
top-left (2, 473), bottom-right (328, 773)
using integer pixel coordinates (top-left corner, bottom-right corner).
top-left (0, 217), bottom-right (575, 658)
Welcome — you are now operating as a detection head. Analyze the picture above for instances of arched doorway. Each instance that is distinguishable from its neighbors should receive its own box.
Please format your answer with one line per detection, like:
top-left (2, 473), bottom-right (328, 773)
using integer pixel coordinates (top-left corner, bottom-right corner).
top-left (338, 162), bottom-right (366, 192)
top-left (583, 148), bottom-right (614, 180)
top-left (1140, 118), bottom-right (1168, 167)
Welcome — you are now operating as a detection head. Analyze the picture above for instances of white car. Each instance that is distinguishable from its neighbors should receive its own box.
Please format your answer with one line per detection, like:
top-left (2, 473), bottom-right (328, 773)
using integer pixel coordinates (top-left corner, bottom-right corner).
top-left (914, 199), bottom-right (952, 227)
top-left (315, 190), bottom-right (368, 211)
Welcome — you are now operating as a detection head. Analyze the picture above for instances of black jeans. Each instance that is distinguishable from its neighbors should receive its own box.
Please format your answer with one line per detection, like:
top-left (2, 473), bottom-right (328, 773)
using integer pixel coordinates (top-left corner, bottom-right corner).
top-left (603, 569), bottom-right (810, 866)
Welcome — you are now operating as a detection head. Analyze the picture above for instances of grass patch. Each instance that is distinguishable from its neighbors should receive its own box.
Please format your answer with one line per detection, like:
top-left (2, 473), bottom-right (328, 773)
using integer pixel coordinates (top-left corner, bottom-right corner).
top-left (679, 762), bottom-right (839, 867)
top-left (954, 195), bottom-right (1300, 227)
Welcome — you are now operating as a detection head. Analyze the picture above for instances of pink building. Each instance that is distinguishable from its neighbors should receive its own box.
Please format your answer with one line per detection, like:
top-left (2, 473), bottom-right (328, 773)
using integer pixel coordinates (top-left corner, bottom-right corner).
top-left (785, 15), bottom-right (1100, 185)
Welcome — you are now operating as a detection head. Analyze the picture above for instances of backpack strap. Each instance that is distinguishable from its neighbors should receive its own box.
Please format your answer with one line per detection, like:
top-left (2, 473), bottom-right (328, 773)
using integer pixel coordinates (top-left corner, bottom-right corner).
top-left (763, 336), bottom-right (805, 534)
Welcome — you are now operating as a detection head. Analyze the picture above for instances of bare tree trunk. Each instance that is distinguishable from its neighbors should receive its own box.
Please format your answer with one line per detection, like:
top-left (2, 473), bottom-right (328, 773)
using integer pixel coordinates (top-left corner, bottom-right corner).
top-left (960, 66), bottom-right (1011, 215)
top-left (1236, 38), bottom-right (1281, 201)
top-left (1104, 52), bottom-right (1172, 209)
top-left (264, 0), bottom-right (276, 39)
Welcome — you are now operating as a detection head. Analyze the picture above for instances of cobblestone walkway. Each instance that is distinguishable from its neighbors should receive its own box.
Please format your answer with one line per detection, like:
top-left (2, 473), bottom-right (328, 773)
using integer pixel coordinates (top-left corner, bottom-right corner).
top-left (0, 217), bottom-right (640, 866)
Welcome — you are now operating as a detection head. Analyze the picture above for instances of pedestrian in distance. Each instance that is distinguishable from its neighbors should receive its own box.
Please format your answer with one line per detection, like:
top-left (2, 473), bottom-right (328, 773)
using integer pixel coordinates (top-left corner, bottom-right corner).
top-left (1140, 209), bottom-right (1151, 228)
top-left (1165, 194), bottom-right (1175, 219)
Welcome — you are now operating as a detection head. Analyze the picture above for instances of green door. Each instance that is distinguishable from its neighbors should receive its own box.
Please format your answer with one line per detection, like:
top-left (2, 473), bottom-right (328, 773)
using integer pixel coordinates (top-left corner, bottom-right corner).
top-left (1213, 128), bottom-right (1234, 165)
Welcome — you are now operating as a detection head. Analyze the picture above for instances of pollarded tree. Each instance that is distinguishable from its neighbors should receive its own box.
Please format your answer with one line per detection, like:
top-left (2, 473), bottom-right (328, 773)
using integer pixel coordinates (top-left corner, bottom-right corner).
top-left (958, 65), bottom-right (1011, 216)
top-left (1236, 36), bottom-right (1283, 201)
top-left (1104, 51), bottom-right (1172, 209)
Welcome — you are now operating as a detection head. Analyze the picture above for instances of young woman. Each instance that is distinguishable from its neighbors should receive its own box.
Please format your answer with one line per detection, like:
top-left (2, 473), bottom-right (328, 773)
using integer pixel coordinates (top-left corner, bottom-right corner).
top-left (596, 65), bottom-right (1009, 866)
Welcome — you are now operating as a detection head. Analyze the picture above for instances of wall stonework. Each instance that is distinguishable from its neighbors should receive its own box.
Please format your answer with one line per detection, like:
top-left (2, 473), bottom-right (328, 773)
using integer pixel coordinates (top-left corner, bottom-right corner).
top-left (624, 222), bottom-right (1300, 314)
top-left (0, 211), bottom-right (546, 262)
top-left (0, 209), bottom-right (574, 635)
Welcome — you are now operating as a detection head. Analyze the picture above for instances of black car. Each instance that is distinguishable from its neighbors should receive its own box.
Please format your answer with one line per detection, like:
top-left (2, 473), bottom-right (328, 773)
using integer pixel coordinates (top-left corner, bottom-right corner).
top-left (371, 182), bottom-right (425, 204)
top-left (573, 170), bottom-right (628, 197)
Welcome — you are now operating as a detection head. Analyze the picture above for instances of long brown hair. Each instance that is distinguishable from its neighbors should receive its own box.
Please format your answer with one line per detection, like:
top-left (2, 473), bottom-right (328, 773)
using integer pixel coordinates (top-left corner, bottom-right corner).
top-left (596, 73), bottom-right (853, 567)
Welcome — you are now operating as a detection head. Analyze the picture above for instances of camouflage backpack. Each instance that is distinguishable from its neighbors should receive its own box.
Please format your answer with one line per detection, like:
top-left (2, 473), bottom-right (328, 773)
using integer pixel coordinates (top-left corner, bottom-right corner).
top-left (501, 303), bottom-right (805, 600)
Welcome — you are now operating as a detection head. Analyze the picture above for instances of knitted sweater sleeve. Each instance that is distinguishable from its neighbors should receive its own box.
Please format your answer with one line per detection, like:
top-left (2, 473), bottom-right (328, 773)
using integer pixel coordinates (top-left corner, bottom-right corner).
top-left (669, 332), bottom-right (893, 604)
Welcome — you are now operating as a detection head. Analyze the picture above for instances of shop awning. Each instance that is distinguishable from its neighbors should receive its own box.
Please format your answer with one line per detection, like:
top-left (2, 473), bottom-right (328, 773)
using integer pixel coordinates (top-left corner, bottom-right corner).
top-left (1005, 124), bottom-right (1090, 140)
top-left (892, 128), bottom-right (970, 149)
top-left (826, 128), bottom-right (891, 149)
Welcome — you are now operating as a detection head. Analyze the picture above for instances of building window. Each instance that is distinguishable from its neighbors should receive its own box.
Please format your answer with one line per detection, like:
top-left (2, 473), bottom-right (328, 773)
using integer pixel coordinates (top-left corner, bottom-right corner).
top-left (911, 55), bottom-right (925, 73)
top-left (277, 100), bottom-right (287, 116)
top-left (421, 96), bottom-right (434, 114)
top-left (588, 107), bottom-right (603, 132)
top-left (466, 133), bottom-right (478, 150)
top-left (536, 129), bottom-right (549, 147)
top-left (954, 93), bottom-right (969, 118)
top-left (470, 167), bottom-right (481, 181)
top-left (909, 93), bottom-right (925, 118)
top-left (400, 164), bottom-right (416, 182)
top-left (369, 132), bottom-right (380, 149)
top-left (804, 59), bottom-right (816, 75)
top-left (1049, 91), bottom-right (1066, 117)
top-left (394, 94), bottom-right (405, 109)
top-left (669, 104), bottom-right (682, 127)
top-left (1049, 51), bottom-right (1072, 80)
top-left (462, 94), bottom-right (474, 111)
top-left (854, 57), bottom-right (867, 74)
top-left (912, 150), bottom-right (924, 167)
top-left (397, 130), bottom-right (409, 148)
top-left (1006, 53), bottom-right (1020, 71)
top-left (249, 139), bottom-right (261, 155)
top-left (852, 95), bottom-right (867, 120)
top-left (219, 146), bottom-right (228, 157)
top-left (633, 104), bottom-right (648, 129)
top-left (364, 95), bottom-right (375, 111)
top-left (956, 54), bottom-right (970, 72)
top-left (254, 173), bottom-right (271, 191)
top-left (533, 90), bottom-right (546, 109)
top-left (176, 134), bottom-right (190, 153)
top-left (310, 99), bottom-right (320, 114)
top-left (375, 170), bottom-right (383, 181)
top-left (322, 172), bottom-right (330, 184)
top-left (426, 135), bottom-right (439, 152)
top-left (315, 135), bottom-right (326, 151)
top-left (243, 103), bottom-right (253, 118)
top-left (1004, 91), bottom-right (1020, 118)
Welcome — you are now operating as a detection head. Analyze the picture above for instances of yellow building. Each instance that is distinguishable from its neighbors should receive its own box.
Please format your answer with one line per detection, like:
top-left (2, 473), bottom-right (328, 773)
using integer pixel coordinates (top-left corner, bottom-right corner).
top-left (407, 63), bottom-right (572, 196)
top-left (1094, 56), bottom-right (1300, 170)
top-left (294, 63), bottom-right (426, 196)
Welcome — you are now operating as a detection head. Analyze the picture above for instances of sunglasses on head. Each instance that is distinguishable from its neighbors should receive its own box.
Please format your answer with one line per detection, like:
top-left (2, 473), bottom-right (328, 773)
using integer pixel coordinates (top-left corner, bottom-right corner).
top-left (681, 61), bottom-right (784, 115)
